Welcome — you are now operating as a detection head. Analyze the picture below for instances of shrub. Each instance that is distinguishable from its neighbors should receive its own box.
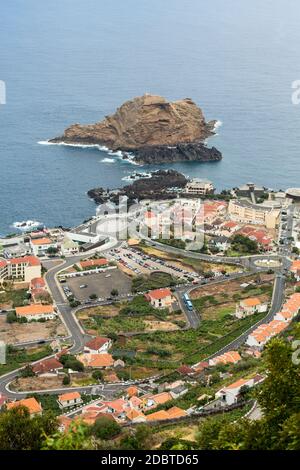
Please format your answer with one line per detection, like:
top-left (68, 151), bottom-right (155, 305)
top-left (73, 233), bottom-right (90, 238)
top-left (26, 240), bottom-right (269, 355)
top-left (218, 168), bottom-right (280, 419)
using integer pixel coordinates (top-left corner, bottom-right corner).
top-left (92, 370), bottom-right (103, 381)
top-left (91, 417), bottom-right (121, 440)
top-left (62, 374), bottom-right (70, 385)
top-left (20, 365), bottom-right (35, 378)
top-left (6, 311), bottom-right (17, 323)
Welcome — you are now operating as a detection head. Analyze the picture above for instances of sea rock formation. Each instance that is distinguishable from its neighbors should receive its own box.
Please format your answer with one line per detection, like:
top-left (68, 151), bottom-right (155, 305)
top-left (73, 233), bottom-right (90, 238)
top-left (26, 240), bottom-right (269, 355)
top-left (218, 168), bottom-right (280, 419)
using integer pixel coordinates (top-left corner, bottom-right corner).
top-left (87, 170), bottom-right (188, 205)
top-left (50, 94), bottom-right (222, 164)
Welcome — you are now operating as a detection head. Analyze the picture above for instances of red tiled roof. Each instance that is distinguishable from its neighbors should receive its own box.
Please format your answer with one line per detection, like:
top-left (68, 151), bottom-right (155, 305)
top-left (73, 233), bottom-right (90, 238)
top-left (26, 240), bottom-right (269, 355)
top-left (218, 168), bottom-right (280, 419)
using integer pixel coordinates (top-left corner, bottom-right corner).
top-left (177, 365), bottom-right (194, 375)
top-left (31, 237), bottom-right (52, 246)
top-left (6, 256), bottom-right (41, 267)
top-left (15, 304), bottom-right (54, 317)
top-left (32, 358), bottom-right (63, 374)
top-left (58, 392), bottom-right (81, 402)
top-left (30, 277), bottom-right (46, 289)
top-left (85, 337), bottom-right (110, 350)
top-left (7, 397), bottom-right (42, 415)
top-left (145, 288), bottom-right (172, 300)
top-left (80, 258), bottom-right (108, 269)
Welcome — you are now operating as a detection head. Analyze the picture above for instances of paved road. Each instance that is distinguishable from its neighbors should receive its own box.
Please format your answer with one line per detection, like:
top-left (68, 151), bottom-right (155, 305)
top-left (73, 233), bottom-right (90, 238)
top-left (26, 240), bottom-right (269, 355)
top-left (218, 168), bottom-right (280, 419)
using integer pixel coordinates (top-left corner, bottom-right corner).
top-left (44, 256), bottom-right (89, 353)
top-left (147, 239), bottom-right (283, 269)
top-left (247, 401), bottom-right (263, 421)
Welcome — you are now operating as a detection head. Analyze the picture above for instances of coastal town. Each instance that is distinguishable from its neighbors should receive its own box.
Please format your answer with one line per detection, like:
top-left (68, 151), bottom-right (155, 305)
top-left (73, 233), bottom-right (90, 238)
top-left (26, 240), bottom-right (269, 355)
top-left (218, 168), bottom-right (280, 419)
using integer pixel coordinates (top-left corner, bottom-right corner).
top-left (0, 172), bottom-right (300, 448)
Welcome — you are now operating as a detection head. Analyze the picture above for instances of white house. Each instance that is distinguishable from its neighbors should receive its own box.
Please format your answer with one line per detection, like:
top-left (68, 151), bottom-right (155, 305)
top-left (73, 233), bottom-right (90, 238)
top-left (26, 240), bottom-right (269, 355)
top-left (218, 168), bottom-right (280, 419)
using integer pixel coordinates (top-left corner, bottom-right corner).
top-left (216, 375), bottom-right (264, 406)
top-left (15, 303), bottom-right (56, 321)
top-left (57, 392), bottom-right (82, 409)
top-left (30, 237), bottom-right (57, 256)
top-left (84, 337), bottom-right (112, 354)
top-left (235, 297), bottom-right (268, 319)
top-left (246, 320), bottom-right (287, 350)
top-left (61, 237), bottom-right (79, 256)
top-left (145, 288), bottom-right (173, 309)
top-left (274, 311), bottom-right (293, 323)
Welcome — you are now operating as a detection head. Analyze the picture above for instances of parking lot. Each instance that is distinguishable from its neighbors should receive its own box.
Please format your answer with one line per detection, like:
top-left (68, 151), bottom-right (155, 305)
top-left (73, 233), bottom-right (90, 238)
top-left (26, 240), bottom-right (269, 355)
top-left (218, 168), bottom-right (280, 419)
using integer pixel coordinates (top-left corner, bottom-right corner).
top-left (106, 247), bottom-right (202, 282)
top-left (65, 268), bottom-right (132, 301)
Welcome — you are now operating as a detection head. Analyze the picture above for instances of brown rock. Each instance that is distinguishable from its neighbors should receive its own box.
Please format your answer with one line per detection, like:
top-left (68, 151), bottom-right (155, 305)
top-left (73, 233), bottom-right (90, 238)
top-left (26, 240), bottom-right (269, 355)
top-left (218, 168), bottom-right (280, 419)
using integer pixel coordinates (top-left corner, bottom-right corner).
top-left (50, 94), bottom-right (217, 150)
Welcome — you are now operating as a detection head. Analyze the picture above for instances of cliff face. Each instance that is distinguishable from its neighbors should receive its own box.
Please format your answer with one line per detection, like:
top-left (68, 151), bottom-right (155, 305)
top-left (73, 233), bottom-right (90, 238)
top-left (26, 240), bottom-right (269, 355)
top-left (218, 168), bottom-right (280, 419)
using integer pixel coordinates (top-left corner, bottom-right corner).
top-left (50, 94), bottom-right (221, 163)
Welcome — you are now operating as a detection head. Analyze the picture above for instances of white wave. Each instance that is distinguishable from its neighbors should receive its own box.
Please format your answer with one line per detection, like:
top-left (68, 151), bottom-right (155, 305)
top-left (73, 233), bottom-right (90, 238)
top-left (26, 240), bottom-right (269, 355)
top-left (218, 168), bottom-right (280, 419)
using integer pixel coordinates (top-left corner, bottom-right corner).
top-left (214, 120), bottom-right (223, 130)
top-left (122, 171), bottom-right (152, 182)
top-left (12, 220), bottom-right (44, 231)
top-left (101, 158), bottom-right (115, 163)
top-left (38, 140), bottom-right (110, 151)
top-left (38, 140), bottom-right (140, 165)
top-left (108, 150), bottom-right (123, 157)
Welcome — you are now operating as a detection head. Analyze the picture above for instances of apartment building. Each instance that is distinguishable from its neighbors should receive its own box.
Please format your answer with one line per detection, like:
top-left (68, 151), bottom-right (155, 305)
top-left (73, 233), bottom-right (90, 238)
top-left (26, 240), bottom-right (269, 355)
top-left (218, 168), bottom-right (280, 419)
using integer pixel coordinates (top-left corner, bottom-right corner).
top-left (0, 255), bottom-right (41, 284)
top-left (185, 179), bottom-right (215, 196)
top-left (228, 199), bottom-right (280, 229)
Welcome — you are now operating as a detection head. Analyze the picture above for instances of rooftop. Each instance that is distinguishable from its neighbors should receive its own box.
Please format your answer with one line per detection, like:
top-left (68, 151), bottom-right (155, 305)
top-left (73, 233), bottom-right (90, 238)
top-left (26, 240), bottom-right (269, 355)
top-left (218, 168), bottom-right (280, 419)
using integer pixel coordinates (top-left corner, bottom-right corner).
top-left (15, 304), bottom-right (54, 316)
top-left (31, 237), bottom-right (53, 245)
top-left (7, 397), bottom-right (42, 415)
top-left (85, 336), bottom-right (110, 350)
top-left (58, 392), bottom-right (81, 402)
top-left (145, 288), bottom-right (172, 300)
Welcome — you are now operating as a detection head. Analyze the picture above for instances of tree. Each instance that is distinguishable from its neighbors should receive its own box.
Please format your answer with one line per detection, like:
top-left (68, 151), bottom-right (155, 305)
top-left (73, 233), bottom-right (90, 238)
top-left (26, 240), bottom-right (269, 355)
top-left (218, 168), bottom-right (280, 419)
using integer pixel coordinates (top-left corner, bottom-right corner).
top-left (20, 365), bottom-right (35, 378)
top-left (92, 370), bottom-right (103, 381)
top-left (239, 384), bottom-right (250, 400)
top-left (196, 416), bottom-right (227, 450)
top-left (119, 425), bottom-right (150, 450)
top-left (0, 406), bottom-right (57, 450)
top-left (62, 374), bottom-right (70, 385)
top-left (6, 311), bottom-right (17, 323)
top-left (257, 338), bottom-right (299, 423)
top-left (47, 247), bottom-right (58, 255)
top-left (91, 416), bottom-right (121, 440)
top-left (231, 234), bottom-right (258, 254)
top-left (89, 293), bottom-right (97, 300)
top-left (278, 412), bottom-right (300, 450)
top-left (60, 354), bottom-right (84, 372)
top-left (43, 421), bottom-right (94, 450)
top-left (111, 288), bottom-right (119, 297)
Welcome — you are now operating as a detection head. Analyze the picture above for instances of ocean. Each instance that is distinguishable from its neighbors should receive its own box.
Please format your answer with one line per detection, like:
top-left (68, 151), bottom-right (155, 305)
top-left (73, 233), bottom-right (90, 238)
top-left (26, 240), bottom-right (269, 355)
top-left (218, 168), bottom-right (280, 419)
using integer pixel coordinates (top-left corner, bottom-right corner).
top-left (1, 0), bottom-right (300, 236)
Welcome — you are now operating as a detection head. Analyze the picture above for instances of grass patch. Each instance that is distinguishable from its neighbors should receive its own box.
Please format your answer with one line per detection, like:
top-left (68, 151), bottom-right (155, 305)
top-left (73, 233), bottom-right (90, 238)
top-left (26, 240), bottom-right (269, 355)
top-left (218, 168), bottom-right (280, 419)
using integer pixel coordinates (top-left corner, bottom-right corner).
top-left (0, 288), bottom-right (29, 308)
top-left (120, 312), bottom-right (265, 368)
top-left (132, 272), bottom-right (179, 292)
top-left (0, 345), bottom-right (52, 376)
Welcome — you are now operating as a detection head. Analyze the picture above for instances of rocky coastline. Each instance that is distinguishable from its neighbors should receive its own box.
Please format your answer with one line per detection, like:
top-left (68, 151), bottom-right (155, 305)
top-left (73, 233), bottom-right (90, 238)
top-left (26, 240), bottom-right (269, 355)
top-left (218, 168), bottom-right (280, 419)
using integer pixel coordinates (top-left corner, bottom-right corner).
top-left (87, 169), bottom-right (188, 205)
